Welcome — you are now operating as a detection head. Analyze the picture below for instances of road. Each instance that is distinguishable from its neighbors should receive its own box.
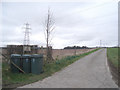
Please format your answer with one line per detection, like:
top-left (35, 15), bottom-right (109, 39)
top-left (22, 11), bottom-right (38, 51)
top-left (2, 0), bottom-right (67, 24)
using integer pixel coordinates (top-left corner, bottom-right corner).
top-left (19, 49), bottom-right (118, 88)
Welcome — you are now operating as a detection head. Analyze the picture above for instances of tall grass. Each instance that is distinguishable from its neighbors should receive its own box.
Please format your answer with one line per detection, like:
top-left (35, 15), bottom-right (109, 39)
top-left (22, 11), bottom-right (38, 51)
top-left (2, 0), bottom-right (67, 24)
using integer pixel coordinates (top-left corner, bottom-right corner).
top-left (107, 48), bottom-right (118, 68)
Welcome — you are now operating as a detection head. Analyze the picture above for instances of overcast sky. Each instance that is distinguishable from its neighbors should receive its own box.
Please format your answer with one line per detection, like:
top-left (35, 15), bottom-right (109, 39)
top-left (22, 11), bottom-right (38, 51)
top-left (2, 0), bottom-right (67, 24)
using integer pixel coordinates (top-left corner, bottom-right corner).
top-left (1, 0), bottom-right (118, 49)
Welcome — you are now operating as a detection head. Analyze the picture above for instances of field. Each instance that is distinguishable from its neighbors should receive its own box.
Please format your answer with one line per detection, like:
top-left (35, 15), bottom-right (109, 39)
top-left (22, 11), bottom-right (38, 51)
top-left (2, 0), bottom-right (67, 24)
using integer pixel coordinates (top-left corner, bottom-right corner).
top-left (1, 48), bottom-right (95, 61)
top-left (2, 48), bottom-right (99, 88)
top-left (107, 48), bottom-right (118, 68)
top-left (38, 48), bottom-right (94, 60)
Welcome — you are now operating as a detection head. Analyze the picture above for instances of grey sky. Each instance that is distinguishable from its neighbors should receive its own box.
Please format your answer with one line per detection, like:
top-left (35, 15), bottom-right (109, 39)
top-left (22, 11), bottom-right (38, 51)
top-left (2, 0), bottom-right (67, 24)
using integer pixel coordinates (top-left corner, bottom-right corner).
top-left (1, 0), bottom-right (118, 49)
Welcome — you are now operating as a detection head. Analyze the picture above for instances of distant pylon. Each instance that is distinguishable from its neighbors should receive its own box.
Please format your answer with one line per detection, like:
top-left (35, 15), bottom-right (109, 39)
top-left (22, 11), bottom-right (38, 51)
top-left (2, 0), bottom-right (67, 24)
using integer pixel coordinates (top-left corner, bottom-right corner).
top-left (23, 23), bottom-right (31, 45)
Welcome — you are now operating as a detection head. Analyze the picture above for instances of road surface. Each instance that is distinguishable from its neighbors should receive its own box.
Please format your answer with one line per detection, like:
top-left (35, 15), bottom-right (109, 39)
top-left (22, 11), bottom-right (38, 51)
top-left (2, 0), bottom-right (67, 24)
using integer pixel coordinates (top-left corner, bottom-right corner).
top-left (19, 49), bottom-right (118, 88)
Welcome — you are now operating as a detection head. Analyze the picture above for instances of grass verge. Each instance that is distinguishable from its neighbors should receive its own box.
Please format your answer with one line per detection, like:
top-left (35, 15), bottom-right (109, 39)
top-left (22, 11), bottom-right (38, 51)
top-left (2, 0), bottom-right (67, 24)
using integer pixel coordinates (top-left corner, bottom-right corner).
top-left (2, 48), bottom-right (99, 88)
top-left (107, 48), bottom-right (118, 68)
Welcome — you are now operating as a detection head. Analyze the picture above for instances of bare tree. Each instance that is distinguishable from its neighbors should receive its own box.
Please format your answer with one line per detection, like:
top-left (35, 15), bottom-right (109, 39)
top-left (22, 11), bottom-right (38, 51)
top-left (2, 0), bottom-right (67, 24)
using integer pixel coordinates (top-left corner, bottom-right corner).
top-left (44, 8), bottom-right (55, 63)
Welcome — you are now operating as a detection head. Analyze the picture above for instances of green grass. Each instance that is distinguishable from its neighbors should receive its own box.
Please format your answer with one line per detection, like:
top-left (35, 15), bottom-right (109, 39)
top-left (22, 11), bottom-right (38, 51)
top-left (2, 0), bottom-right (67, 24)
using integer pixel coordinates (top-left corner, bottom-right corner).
top-left (107, 48), bottom-right (118, 68)
top-left (2, 48), bottom-right (99, 88)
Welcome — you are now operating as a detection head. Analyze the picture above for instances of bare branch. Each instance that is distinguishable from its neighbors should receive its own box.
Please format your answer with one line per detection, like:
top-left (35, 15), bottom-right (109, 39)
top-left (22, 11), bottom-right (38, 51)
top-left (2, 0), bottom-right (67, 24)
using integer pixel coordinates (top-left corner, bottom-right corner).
top-left (43, 8), bottom-right (55, 62)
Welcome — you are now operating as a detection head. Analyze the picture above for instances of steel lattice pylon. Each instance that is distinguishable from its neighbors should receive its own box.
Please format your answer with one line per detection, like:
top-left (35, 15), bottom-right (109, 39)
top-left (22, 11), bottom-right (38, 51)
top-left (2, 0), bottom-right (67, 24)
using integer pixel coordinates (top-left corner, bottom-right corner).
top-left (24, 23), bottom-right (31, 45)
top-left (23, 23), bottom-right (31, 54)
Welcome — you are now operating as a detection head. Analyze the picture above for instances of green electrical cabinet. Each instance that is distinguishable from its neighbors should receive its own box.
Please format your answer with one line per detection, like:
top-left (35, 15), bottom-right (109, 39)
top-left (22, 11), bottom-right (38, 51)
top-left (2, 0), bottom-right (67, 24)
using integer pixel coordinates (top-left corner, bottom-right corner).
top-left (22, 54), bottom-right (31, 73)
top-left (31, 54), bottom-right (43, 74)
top-left (11, 54), bottom-right (21, 73)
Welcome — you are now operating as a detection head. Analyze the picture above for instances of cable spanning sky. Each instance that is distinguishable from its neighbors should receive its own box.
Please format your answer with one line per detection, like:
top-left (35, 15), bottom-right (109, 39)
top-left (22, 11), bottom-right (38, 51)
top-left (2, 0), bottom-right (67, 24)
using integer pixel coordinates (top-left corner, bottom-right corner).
top-left (0, 0), bottom-right (118, 49)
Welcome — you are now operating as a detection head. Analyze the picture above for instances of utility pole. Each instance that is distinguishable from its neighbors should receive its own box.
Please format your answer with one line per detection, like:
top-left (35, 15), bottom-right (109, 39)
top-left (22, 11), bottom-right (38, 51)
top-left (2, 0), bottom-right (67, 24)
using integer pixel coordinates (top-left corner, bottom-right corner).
top-left (100, 40), bottom-right (102, 48)
top-left (23, 23), bottom-right (31, 54)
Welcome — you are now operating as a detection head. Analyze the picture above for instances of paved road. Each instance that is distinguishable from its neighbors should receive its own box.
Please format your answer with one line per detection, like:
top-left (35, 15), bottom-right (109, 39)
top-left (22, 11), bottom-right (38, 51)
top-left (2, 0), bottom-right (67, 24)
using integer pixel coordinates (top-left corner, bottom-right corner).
top-left (19, 49), bottom-right (118, 88)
